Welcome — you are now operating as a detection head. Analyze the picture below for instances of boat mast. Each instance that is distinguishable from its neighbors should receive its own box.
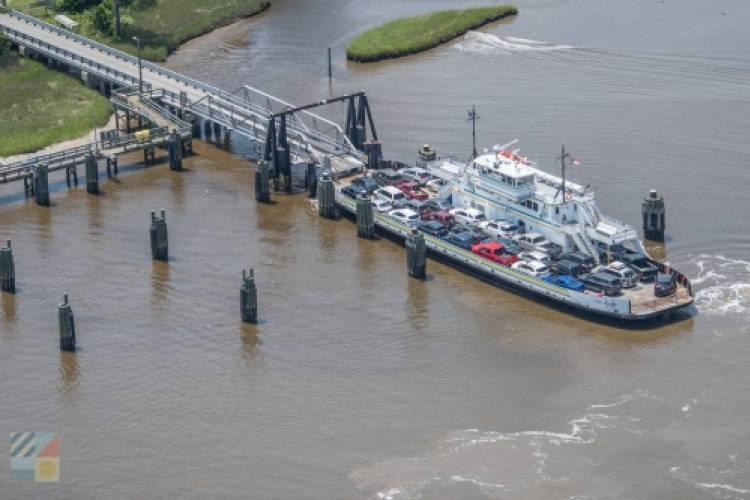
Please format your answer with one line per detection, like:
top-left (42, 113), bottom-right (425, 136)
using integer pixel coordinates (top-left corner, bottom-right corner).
top-left (467, 106), bottom-right (480, 159)
top-left (556, 144), bottom-right (570, 202)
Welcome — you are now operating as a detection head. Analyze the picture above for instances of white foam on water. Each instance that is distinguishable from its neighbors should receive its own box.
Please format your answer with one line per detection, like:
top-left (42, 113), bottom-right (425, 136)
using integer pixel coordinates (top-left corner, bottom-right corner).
top-left (696, 483), bottom-right (750, 495)
top-left (453, 31), bottom-right (573, 55)
top-left (691, 254), bottom-right (750, 317)
top-left (351, 390), bottom-right (683, 499)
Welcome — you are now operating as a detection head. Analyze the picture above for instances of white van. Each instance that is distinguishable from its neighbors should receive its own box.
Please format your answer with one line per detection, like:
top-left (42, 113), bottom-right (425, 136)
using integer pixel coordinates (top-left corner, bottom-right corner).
top-left (449, 208), bottom-right (485, 224)
top-left (374, 186), bottom-right (407, 207)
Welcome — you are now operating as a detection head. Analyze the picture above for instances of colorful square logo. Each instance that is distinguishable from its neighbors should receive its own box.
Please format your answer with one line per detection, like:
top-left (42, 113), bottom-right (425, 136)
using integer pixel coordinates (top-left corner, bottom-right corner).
top-left (9, 432), bottom-right (60, 482)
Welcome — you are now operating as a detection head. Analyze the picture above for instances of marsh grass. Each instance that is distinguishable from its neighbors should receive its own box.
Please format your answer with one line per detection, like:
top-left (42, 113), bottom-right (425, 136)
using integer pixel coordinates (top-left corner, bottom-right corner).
top-left (0, 53), bottom-right (112, 157)
top-left (347, 5), bottom-right (517, 63)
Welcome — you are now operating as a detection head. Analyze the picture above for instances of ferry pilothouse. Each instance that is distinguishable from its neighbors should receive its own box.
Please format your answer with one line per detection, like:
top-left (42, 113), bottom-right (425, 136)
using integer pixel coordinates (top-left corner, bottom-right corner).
top-left (440, 142), bottom-right (646, 262)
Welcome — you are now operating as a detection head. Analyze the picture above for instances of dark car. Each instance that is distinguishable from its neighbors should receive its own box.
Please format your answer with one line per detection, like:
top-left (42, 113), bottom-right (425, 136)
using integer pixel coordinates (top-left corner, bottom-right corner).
top-left (450, 223), bottom-right (486, 242)
top-left (595, 242), bottom-right (628, 263)
top-left (419, 220), bottom-right (448, 237)
top-left (496, 237), bottom-right (521, 255)
top-left (444, 231), bottom-right (475, 250)
top-left (621, 253), bottom-right (658, 282)
top-left (654, 273), bottom-right (677, 297)
top-left (580, 272), bottom-right (622, 296)
top-left (424, 198), bottom-right (453, 212)
top-left (341, 184), bottom-right (368, 199)
top-left (372, 169), bottom-right (403, 187)
top-left (351, 176), bottom-right (380, 194)
top-left (551, 259), bottom-right (585, 277)
top-left (544, 274), bottom-right (586, 292)
top-left (421, 209), bottom-right (455, 226)
top-left (404, 199), bottom-right (429, 214)
top-left (563, 251), bottom-right (596, 272)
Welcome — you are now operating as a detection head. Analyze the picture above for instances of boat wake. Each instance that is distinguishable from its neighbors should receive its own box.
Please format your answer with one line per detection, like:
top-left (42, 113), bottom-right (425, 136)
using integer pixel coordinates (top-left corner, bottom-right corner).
top-left (350, 390), bottom-right (750, 499)
top-left (691, 254), bottom-right (750, 317)
top-left (453, 32), bottom-right (573, 55)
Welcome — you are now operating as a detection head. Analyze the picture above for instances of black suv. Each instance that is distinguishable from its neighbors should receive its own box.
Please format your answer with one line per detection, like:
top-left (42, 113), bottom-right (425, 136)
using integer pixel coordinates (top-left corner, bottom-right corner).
top-left (351, 176), bottom-right (380, 194)
top-left (563, 252), bottom-right (596, 272)
top-left (580, 272), bottom-right (622, 296)
top-left (552, 259), bottom-right (585, 277)
top-left (372, 169), bottom-right (403, 187)
top-left (654, 273), bottom-right (677, 297)
top-left (621, 253), bottom-right (658, 282)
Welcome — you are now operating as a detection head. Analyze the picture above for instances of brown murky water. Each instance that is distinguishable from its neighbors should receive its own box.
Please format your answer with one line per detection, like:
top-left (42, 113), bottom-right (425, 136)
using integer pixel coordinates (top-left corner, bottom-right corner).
top-left (2, 0), bottom-right (750, 498)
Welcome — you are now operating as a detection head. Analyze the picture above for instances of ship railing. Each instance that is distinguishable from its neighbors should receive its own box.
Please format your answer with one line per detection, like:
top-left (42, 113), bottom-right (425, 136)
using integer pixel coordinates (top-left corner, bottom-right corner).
top-left (650, 259), bottom-right (694, 297)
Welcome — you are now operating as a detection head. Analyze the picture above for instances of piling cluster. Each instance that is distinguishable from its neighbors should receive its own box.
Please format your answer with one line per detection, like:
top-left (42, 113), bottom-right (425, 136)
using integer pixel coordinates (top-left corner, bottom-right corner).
top-left (406, 230), bottom-right (427, 279)
top-left (317, 171), bottom-right (336, 218)
top-left (33, 164), bottom-right (50, 206)
top-left (356, 195), bottom-right (375, 239)
top-left (167, 133), bottom-right (183, 171)
top-left (58, 294), bottom-right (76, 352)
top-left (240, 269), bottom-right (258, 323)
top-left (0, 240), bottom-right (15, 293)
top-left (85, 153), bottom-right (99, 194)
top-left (255, 160), bottom-right (272, 203)
top-left (642, 189), bottom-right (666, 241)
top-left (149, 210), bottom-right (169, 261)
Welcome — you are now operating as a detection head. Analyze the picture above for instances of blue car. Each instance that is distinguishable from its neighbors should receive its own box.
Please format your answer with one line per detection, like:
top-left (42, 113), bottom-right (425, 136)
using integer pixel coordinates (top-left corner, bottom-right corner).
top-left (443, 231), bottom-right (475, 250)
top-left (544, 274), bottom-right (585, 292)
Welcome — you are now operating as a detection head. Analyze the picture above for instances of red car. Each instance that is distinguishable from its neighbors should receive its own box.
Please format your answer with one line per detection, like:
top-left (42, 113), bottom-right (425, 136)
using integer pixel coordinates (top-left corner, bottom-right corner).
top-left (471, 242), bottom-right (518, 266)
top-left (395, 181), bottom-right (429, 201)
top-left (420, 209), bottom-right (455, 226)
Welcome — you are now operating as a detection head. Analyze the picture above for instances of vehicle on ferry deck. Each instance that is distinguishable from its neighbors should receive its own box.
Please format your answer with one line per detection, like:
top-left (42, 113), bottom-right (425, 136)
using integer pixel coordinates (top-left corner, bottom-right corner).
top-left (444, 231), bottom-right (476, 250)
top-left (450, 208), bottom-right (486, 224)
top-left (496, 236), bottom-right (522, 255)
top-left (426, 178), bottom-right (446, 193)
top-left (371, 199), bottom-right (392, 213)
top-left (424, 198), bottom-right (453, 212)
top-left (655, 273), bottom-right (677, 296)
top-left (595, 241), bottom-right (628, 263)
top-left (403, 199), bottom-right (428, 214)
top-left (395, 180), bottom-right (429, 201)
top-left (374, 186), bottom-right (407, 208)
top-left (621, 252), bottom-right (659, 282)
top-left (544, 274), bottom-right (586, 292)
top-left (350, 175), bottom-right (380, 194)
top-left (418, 220), bottom-right (449, 237)
top-left (518, 250), bottom-right (551, 266)
top-left (373, 169), bottom-right (404, 187)
top-left (449, 223), bottom-right (487, 242)
top-left (563, 251), bottom-right (597, 273)
top-left (511, 260), bottom-right (551, 278)
top-left (399, 167), bottom-right (432, 185)
top-left (479, 219), bottom-right (520, 239)
top-left (471, 242), bottom-right (518, 266)
top-left (513, 232), bottom-right (554, 253)
top-left (421, 209), bottom-right (455, 226)
top-left (601, 261), bottom-right (639, 288)
top-left (551, 259), bottom-right (585, 277)
top-left (341, 183), bottom-right (368, 199)
top-left (388, 208), bottom-right (420, 226)
top-left (579, 272), bottom-right (622, 296)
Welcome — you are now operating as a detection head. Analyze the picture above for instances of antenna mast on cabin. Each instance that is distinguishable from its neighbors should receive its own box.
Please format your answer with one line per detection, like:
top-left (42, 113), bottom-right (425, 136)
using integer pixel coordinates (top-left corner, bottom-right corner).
top-left (467, 106), bottom-right (480, 159)
top-left (555, 144), bottom-right (571, 201)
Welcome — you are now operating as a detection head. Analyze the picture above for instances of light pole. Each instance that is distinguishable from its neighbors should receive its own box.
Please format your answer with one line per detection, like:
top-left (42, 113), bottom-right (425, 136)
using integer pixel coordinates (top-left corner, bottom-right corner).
top-left (132, 36), bottom-right (143, 94)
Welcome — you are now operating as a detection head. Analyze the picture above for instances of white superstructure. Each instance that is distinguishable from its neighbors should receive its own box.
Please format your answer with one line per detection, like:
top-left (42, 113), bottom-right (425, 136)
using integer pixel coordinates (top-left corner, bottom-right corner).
top-left (425, 143), bottom-right (645, 263)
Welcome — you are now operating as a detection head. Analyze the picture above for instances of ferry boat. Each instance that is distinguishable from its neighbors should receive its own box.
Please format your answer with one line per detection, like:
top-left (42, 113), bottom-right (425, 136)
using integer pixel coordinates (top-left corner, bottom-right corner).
top-left (335, 142), bottom-right (694, 322)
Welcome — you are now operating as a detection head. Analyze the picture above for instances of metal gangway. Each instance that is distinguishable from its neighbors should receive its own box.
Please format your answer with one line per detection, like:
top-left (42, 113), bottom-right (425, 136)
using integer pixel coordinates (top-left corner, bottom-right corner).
top-left (0, 9), bottom-right (379, 175)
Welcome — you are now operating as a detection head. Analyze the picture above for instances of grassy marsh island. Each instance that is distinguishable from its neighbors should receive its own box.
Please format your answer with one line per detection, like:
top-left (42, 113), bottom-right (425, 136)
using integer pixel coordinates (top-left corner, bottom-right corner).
top-left (346, 5), bottom-right (518, 63)
top-left (0, 52), bottom-right (112, 157)
top-left (8, 0), bottom-right (270, 61)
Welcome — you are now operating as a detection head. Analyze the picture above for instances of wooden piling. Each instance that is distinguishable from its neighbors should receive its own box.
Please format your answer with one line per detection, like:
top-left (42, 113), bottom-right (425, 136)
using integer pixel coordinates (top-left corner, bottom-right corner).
top-left (240, 269), bottom-right (258, 323)
top-left (356, 195), bottom-right (375, 239)
top-left (406, 229), bottom-right (427, 279)
top-left (85, 153), bottom-right (99, 194)
top-left (642, 189), bottom-right (666, 241)
top-left (149, 210), bottom-right (169, 261)
top-left (317, 171), bottom-right (335, 218)
top-left (58, 294), bottom-right (76, 352)
top-left (0, 240), bottom-right (15, 293)
top-left (168, 133), bottom-right (183, 171)
top-left (33, 164), bottom-right (50, 206)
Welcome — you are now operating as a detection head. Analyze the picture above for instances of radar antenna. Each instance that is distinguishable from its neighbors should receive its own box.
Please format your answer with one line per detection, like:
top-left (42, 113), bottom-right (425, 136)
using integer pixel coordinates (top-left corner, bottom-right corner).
top-left (467, 106), bottom-right (480, 159)
top-left (554, 144), bottom-right (571, 202)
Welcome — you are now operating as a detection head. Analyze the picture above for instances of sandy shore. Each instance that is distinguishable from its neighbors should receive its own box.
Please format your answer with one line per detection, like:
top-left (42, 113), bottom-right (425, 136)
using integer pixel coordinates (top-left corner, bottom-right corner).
top-left (0, 114), bottom-right (117, 166)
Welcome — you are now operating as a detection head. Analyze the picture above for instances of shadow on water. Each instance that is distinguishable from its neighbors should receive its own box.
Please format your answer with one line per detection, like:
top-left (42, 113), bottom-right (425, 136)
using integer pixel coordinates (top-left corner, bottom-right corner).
top-left (406, 276), bottom-right (430, 331)
top-left (151, 259), bottom-right (171, 307)
top-left (239, 322), bottom-right (260, 366)
top-left (58, 351), bottom-right (80, 395)
top-left (1, 291), bottom-right (17, 321)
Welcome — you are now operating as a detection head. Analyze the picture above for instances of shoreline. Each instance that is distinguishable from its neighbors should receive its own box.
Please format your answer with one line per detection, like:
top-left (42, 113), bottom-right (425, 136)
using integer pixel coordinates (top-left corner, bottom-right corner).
top-left (1, 2), bottom-right (268, 161)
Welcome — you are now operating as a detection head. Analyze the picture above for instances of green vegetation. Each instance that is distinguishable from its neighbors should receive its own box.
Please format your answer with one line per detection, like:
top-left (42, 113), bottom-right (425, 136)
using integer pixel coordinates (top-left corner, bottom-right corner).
top-left (8, 0), bottom-right (270, 61)
top-left (346, 5), bottom-right (518, 63)
top-left (0, 53), bottom-right (112, 157)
